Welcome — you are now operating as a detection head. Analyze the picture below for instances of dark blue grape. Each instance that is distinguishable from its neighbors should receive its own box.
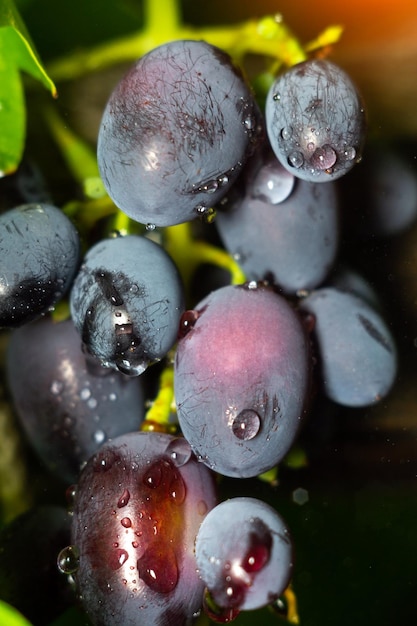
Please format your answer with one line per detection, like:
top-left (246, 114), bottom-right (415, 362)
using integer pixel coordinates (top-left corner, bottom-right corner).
top-left (195, 497), bottom-right (293, 613)
top-left (215, 150), bottom-right (340, 294)
top-left (0, 203), bottom-right (80, 327)
top-left (70, 234), bottom-right (184, 376)
top-left (67, 431), bottom-right (218, 626)
top-left (0, 506), bottom-right (73, 625)
top-left (97, 39), bottom-right (263, 227)
top-left (174, 283), bottom-right (311, 478)
top-left (265, 59), bottom-right (366, 182)
top-left (339, 141), bottom-right (417, 238)
top-left (6, 316), bottom-right (146, 484)
top-left (299, 287), bottom-right (397, 407)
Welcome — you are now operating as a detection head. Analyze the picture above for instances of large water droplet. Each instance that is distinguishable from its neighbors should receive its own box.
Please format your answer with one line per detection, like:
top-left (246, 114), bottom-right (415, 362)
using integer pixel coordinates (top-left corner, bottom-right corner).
top-left (231, 410), bottom-right (261, 440)
top-left (165, 437), bottom-right (192, 467)
top-left (137, 545), bottom-right (179, 593)
top-left (121, 517), bottom-right (132, 528)
top-left (57, 545), bottom-right (80, 574)
top-left (343, 146), bottom-right (356, 161)
top-left (280, 127), bottom-right (292, 140)
top-left (109, 548), bottom-right (129, 570)
top-left (310, 144), bottom-right (337, 171)
top-left (251, 162), bottom-right (295, 205)
top-left (116, 358), bottom-right (148, 377)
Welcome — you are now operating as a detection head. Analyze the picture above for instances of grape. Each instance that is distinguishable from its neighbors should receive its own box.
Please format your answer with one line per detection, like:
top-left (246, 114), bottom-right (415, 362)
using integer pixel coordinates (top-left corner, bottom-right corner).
top-left (70, 234), bottom-right (185, 376)
top-left (67, 431), bottom-right (218, 626)
top-left (0, 203), bottom-right (80, 327)
top-left (215, 149), bottom-right (340, 294)
top-left (6, 316), bottom-right (146, 484)
top-left (265, 59), bottom-right (366, 182)
top-left (0, 506), bottom-right (73, 625)
top-left (174, 283), bottom-right (311, 478)
top-left (97, 39), bottom-right (263, 227)
top-left (299, 287), bottom-right (397, 407)
top-left (195, 497), bottom-right (293, 613)
top-left (339, 141), bottom-right (417, 238)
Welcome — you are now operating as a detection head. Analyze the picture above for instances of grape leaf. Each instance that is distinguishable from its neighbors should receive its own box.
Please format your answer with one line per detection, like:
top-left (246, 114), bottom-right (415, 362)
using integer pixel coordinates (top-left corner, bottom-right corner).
top-left (0, 0), bottom-right (56, 175)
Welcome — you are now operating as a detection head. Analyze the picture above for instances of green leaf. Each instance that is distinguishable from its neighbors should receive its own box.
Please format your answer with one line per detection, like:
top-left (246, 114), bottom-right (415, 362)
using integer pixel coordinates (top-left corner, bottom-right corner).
top-left (0, 0), bottom-right (56, 174)
top-left (0, 600), bottom-right (32, 626)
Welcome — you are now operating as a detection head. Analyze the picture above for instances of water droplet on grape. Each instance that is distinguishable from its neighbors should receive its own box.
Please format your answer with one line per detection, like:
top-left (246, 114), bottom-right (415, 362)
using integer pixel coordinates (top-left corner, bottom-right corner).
top-left (109, 548), bottom-right (129, 570)
top-left (280, 127), bottom-right (292, 140)
top-left (272, 92), bottom-right (281, 102)
top-left (165, 437), bottom-right (192, 467)
top-left (57, 545), bottom-right (80, 574)
top-left (231, 410), bottom-right (261, 440)
top-left (137, 545), bottom-right (179, 593)
top-left (50, 380), bottom-right (64, 395)
top-left (93, 429), bottom-right (106, 444)
top-left (117, 489), bottom-right (131, 508)
top-left (344, 146), bottom-right (356, 160)
top-left (310, 144), bottom-right (337, 171)
top-left (121, 517), bottom-right (132, 528)
top-left (287, 151), bottom-right (304, 169)
top-left (146, 223), bottom-right (156, 231)
top-left (179, 309), bottom-right (199, 338)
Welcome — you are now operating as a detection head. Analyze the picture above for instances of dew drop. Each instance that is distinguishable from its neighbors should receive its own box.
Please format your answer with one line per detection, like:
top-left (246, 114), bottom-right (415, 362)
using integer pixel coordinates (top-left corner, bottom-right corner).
top-left (231, 409), bottom-right (261, 440)
top-left (116, 358), bottom-right (148, 377)
top-left (287, 151), bottom-right (304, 169)
top-left (137, 545), bottom-right (179, 593)
top-left (178, 309), bottom-right (199, 338)
top-left (121, 517), bottom-right (132, 528)
top-left (310, 144), bottom-right (337, 171)
top-left (146, 223), bottom-right (156, 231)
top-left (251, 162), bottom-right (295, 205)
top-left (343, 146), bottom-right (356, 160)
top-left (109, 548), bottom-right (129, 570)
top-left (246, 281), bottom-right (258, 290)
top-left (93, 429), bottom-right (106, 444)
top-left (57, 545), bottom-right (80, 574)
top-left (165, 437), bottom-right (192, 467)
top-left (306, 141), bottom-right (315, 152)
top-left (80, 387), bottom-right (91, 401)
top-left (117, 489), bottom-right (131, 508)
top-left (143, 462), bottom-right (163, 489)
top-left (272, 92), bottom-right (281, 102)
top-left (280, 127), bottom-right (292, 140)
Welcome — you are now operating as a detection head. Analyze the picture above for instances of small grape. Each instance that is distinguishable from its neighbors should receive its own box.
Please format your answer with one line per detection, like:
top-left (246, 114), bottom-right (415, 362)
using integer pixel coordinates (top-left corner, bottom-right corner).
top-left (265, 59), bottom-right (366, 182)
top-left (195, 497), bottom-right (293, 613)
top-left (299, 287), bottom-right (397, 407)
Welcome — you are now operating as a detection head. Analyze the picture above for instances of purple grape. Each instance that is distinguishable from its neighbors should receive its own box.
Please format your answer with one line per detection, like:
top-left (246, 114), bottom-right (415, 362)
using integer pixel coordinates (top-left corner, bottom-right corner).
top-left (265, 59), bottom-right (366, 182)
top-left (97, 39), bottom-right (263, 227)
top-left (299, 287), bottom-right (397, 407)
top-left (195, 497), bottom-right (293, 613)
top-left (6, 316), bottom-right (146, 484)
top-left (174, 283), bottom-right (311, 478)
top-left (67, 431), bottom-right (218, 626)
top-left (215, 150), bottom-right (340, 294)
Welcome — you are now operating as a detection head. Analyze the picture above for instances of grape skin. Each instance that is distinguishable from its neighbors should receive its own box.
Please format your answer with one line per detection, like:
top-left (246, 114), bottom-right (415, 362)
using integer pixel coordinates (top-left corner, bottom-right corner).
top-left (70, 234), bottom-right (185, 376)
top-left (97, 39), bottom-right (263, 227)
top-left (0, 203), bottom-right (80, 327)
top-left (6, 317), bottom-right (146, 484)
top-left (265, 59), bottom-right (366, 182)
top-left (195, 497), bottom-right (293, 612)
top-left (70, 432), bottom-right (218, 626)
top-left (299, 287), bottom-right (397, 407)
top-left (216, 151), bottom-right (340, 294)
top-left (174, 283), bottom-right (311, 478)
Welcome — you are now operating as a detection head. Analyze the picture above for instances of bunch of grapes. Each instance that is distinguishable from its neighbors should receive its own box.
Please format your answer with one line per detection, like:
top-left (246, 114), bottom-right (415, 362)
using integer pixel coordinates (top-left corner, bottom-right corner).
top-left (0, 4), bottom-right (415, 626)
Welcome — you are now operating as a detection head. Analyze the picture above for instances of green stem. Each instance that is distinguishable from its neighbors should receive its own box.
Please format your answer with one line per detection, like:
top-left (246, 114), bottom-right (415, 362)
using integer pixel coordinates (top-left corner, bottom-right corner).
top-left (144, 0), bottom-right (181, 38)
